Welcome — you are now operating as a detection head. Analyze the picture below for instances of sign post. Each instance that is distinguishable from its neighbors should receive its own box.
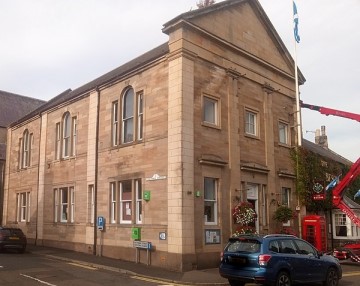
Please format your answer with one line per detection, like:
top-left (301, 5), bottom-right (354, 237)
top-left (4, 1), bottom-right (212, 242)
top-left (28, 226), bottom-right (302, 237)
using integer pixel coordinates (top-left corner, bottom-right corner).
top-left (97, 216), bottom-right (105, 256)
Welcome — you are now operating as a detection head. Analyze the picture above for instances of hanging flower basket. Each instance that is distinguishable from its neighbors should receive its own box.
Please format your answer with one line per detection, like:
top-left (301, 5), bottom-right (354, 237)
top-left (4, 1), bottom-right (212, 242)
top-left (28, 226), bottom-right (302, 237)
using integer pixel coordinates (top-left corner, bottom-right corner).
top-left (232, 225), bottom-right (257, 237)
top-left (273, 205), bottom-right (297, 223)
top-left (232, 201), bottom-right (257, 225)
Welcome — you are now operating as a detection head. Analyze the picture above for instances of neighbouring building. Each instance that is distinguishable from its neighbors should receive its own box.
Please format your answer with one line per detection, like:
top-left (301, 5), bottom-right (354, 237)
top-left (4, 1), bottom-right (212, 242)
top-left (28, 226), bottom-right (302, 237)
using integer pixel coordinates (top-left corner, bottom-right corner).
top-left (3, 0), bottom-right (306, 270)
top-left (0, 90), bottom-right (45, 223)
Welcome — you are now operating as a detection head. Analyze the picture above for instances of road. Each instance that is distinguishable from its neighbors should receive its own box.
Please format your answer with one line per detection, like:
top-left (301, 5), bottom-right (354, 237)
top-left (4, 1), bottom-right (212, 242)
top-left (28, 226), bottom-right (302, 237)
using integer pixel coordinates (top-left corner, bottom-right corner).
top-left (0, 250), bottom-right (178, 286)
top-left (1, 249), bottom-right (360, 285)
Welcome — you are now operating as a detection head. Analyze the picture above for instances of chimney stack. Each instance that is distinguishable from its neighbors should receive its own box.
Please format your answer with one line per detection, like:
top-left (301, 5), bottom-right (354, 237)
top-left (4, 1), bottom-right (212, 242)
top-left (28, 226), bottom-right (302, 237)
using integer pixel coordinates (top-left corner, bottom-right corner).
top-left (315, 125), bottom-right (328, 148)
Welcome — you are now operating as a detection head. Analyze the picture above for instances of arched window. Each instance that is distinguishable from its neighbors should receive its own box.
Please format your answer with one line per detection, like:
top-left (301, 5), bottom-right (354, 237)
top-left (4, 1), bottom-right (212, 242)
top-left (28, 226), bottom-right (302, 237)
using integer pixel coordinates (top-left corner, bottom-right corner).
top-left (62, 112), bottom-right (71, 157)
top-left (122, 88), bottom-right (134, 143)
top-left (20, 129), bottom-right (32, 168)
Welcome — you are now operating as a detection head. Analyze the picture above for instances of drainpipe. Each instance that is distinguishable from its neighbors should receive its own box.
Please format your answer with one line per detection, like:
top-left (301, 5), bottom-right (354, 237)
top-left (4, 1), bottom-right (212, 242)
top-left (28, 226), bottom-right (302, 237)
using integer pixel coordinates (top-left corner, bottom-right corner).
top-left (93, 87), bottom-right (100, 255)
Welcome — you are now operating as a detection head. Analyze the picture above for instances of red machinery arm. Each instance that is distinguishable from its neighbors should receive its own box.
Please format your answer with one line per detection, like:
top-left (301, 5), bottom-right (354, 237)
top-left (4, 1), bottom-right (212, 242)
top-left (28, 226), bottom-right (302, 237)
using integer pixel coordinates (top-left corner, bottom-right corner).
top-left (301, 102), bottom-right (360, 122)
top-left (301, 102), bottom-right (360, 226)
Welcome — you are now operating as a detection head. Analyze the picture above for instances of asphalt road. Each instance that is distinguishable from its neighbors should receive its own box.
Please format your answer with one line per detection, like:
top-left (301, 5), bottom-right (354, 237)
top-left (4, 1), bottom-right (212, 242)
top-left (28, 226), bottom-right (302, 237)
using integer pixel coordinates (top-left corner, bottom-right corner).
top-left (1, 249), bottom-right (360, 285)
top-left (0, 250), bottom-right (174, 286)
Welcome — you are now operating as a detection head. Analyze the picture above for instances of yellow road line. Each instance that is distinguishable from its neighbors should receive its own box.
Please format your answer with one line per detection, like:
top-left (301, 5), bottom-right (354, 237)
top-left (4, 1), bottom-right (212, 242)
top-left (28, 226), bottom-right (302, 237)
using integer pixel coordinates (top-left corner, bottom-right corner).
top-left (343, 271), bottom-right (360, 277)
top-left (130, 275), bottom-right (187, 286)
top-left (67, 262), bottom-right (98, 270)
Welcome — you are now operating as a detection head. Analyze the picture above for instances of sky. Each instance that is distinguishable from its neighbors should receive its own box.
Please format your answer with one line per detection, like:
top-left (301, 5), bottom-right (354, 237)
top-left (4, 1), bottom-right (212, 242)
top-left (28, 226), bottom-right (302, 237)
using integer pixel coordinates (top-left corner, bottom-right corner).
top-left (1, 0), bottom-right (359, 162)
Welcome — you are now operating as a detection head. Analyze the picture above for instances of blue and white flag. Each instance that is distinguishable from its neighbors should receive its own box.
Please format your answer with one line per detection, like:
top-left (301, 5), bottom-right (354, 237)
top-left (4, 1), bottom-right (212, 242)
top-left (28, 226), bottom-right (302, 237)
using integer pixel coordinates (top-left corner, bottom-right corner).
top-left (325, 176), bottom-right (340, 191)
top-left (354, 190), bottom-right (360, 200)
top-left (293, 1), bottom-right (300, 43)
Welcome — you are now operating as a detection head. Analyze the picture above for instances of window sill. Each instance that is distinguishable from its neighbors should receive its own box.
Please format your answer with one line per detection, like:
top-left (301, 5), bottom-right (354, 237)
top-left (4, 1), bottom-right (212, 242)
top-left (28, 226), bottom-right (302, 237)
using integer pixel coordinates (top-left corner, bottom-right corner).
top-left (201, 122), bottom-right (221, 130)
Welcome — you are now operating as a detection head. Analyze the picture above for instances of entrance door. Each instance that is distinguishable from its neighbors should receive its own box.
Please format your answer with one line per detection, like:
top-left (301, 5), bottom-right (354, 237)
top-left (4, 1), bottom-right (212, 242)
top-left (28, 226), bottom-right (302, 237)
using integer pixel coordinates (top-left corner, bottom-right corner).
top-left (247, 185), bottom-right (259, 233)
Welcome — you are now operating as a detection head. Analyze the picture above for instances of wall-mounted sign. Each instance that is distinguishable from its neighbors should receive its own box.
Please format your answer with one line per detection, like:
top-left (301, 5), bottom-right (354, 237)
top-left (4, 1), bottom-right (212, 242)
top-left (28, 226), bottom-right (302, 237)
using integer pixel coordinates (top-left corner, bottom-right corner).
top-left (312, 181), bottom-right (325, 201)
top-left (159, 232), bottom-right (166, 240)
top-left (146, 173), bottom-right (167, 181)
top-left (205, 229), bottom-right (221, 244)
top-left (143, 190), bottom-right (151, 201)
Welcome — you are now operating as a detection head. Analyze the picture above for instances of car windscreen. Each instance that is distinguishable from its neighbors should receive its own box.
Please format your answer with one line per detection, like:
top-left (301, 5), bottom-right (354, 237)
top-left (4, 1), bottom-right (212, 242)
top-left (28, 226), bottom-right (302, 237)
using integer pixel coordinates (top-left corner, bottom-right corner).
top-left (226, 239), bottom-right (261, 253)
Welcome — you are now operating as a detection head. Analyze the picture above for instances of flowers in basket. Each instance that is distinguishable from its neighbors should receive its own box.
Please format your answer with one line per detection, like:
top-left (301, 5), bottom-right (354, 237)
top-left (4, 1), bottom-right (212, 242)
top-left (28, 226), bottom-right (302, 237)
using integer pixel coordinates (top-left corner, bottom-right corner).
top-left (232, 201), bottom-right (257, 225)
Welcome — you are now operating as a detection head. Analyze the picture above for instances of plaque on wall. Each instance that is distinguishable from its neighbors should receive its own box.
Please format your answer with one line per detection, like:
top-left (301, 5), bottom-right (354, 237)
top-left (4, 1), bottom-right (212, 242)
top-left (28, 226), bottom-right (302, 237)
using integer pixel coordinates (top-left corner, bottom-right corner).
top-left (205, 229), bottom-right (221, 244)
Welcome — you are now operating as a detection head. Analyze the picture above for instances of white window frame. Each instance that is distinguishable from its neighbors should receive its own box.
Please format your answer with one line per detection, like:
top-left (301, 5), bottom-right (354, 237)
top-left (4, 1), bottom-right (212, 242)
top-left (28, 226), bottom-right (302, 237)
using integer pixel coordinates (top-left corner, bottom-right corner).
top-left (136, 179), bottom-right (142, 224)
top-left (112, 101), bottom-right (119, 146)
top-left (72, 117), bottom-right (77, 156)
top-left (110, 182), bottom-right (117, 224)
top-left (137, 92), bottom-right (143, 140)
top-left (62, 113), bottom-right (71, 158)
top-left (279, 121), bottom-right (289, 145)
top-left (202, 95), bottom-right (219, 126)
top-left (281, 187), bottom-right (291, 226)
top-left (16, 192), bottom-right (30, 222)
top-left (122, 88), bottom-right (134, 144)
top-left (245, 110), bottom-right (257, 136)
top-left (204, 177), bottom-right (218, 225)
top-left (88, 185), bottom-right (95, 224)
top-left (120, 180), bottom-right (132, 224)
top-left (54, 187), bottom-right (75, 223)
top-left (55, 123), bottom-right (61, 160)
top-left (20, 130), bottom-right (32, 168)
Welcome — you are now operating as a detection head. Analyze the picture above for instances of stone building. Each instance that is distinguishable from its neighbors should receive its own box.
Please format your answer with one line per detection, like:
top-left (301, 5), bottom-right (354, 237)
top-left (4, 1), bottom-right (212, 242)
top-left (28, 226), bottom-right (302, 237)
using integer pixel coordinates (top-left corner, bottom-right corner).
top-left (0, 90), bottom-right (45, 223)
top-left (3, 0), bottom-right (305, 270)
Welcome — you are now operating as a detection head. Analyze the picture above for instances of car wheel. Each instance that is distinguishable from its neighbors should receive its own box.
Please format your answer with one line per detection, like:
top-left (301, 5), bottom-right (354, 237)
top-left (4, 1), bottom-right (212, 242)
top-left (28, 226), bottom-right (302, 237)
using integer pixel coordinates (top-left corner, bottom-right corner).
top-left (323, 268), bottom-right (339, 286)
top-left (228, 279), bottom-right (245, 286)
top-left (18, 247), bottom-right (26, 254)
top-left (276, 271), bottom-right (291, 286)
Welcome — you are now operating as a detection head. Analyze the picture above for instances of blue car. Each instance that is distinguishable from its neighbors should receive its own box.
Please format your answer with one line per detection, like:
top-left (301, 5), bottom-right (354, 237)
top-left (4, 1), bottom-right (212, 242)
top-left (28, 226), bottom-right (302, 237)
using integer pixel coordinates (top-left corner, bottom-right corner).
top-left (219, 234), bottom-right (342, 286)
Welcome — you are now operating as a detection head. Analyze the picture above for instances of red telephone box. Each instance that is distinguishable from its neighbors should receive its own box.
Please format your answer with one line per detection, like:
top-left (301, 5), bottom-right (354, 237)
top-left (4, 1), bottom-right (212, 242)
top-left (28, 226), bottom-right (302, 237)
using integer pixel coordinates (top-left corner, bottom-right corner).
top-left (302, 215), bottom-right (327, 252)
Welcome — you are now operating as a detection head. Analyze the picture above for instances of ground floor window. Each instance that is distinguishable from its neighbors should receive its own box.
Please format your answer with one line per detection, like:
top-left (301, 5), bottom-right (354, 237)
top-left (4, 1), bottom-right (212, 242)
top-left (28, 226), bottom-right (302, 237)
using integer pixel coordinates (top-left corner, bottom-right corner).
top-left (54, 186), bottom-right (75, 223)
top-left (333, 211), bottom-right (360, 239)
top-left (16, 192), bottom-right (30, 222)
top-left (204, 177), bottom-right (218, 225)
top-left (109, 179), bottom-right (142, 225)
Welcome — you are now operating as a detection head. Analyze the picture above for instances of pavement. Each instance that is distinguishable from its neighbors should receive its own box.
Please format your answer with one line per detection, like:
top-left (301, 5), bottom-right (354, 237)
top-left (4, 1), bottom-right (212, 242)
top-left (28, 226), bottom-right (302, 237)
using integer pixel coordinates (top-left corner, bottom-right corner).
top-left (27, 244), bottom-right (229, 286)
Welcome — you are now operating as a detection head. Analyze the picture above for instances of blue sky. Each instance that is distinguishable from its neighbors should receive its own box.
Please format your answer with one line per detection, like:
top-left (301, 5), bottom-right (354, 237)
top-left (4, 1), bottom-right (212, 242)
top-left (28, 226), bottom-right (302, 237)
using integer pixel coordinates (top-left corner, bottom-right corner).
top-left (1, 0), bottom-right (359, 162)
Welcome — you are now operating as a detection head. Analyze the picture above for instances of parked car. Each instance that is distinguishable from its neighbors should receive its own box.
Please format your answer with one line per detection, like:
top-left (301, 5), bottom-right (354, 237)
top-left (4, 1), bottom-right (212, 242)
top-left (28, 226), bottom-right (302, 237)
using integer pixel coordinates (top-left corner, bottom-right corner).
top-left (0, 227), bottom-right (27, 253)
top-left (219, 234), bottom-right (342, 286)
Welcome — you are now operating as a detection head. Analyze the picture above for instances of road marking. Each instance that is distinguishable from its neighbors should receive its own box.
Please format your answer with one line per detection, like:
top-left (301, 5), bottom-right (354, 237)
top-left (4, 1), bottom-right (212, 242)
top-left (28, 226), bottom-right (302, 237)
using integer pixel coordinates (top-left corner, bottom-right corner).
top-left (129, 275), bottom-right (188, 286)
top-left (67, 262), bottom-right (98, 270)
top-left (343, 271), bottom-right (360, 277)
top-left (20, 273), bottom-right (57, 286)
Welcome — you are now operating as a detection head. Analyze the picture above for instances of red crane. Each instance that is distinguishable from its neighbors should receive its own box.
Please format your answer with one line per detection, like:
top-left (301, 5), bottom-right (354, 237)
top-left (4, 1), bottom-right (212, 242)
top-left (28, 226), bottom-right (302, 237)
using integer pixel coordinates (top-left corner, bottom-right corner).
top-left (301, 102), bottom-right (360, 227)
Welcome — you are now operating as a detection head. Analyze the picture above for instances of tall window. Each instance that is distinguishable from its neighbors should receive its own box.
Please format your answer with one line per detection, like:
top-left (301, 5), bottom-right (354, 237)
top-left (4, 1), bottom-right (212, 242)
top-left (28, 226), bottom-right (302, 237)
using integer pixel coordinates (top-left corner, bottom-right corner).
top-left (204, 177), bottom-right (218, 225)
top-left (120, 180), bottom-right (132, 223)
top-left (55, 123), bottom-right (61, 160)
top-left (135, 179), bottom-right (142, 224)
top-left (54, 187), bottom-right (75, 223)
top-left (63, 113), bottom-right (71, 157)
top-left (122, 88), bottom-right (134, 143)
top-left (335, 213), bottom-right (347, 237)
top-left (281, 187), bottom-right (291, 206)
top-left (110, 182), bottom-right (117, 223)
top-left (279, 122), bottom-right (289, 144)
top-left (20, 129), bottom-right (32, 168)
top-left (281, 187), bottom-right (291, 226)
top-left (245, 110), bottom-right (257, 136)
top-left (88, 185), bottom-right (94, 224)
top-left (137, 93), bottom-right (143, 140)
top-left (109, 179), bottom-right (142, 224)
top-left (16, 192), bottom-right (30, 222)
top-left (56, 112), bottom-right (77, 159)
top-left (203, 96), bottom-right (219, 126)
top-left (112, 101), bottom-right (119, 146)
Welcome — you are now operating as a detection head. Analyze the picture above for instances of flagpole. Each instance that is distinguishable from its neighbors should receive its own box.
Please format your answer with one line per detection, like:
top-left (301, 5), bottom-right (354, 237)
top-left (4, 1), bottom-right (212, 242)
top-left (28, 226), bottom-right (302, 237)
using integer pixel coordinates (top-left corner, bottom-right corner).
top-left (292, 0), bottom-right (302, 238)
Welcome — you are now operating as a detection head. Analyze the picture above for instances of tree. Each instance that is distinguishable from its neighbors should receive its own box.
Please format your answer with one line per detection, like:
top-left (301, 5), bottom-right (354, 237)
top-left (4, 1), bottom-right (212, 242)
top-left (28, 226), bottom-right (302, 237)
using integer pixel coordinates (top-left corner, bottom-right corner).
top-left (197, 0), bottom-right (216, 9)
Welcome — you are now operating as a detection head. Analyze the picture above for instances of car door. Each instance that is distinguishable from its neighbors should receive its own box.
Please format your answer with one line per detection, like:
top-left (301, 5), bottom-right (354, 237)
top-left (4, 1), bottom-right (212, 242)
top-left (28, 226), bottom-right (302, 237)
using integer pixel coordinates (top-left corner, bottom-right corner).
top-left (277, 239), bottom-right (304, 281)
top-left (293, 239), bottom-right (325, 282)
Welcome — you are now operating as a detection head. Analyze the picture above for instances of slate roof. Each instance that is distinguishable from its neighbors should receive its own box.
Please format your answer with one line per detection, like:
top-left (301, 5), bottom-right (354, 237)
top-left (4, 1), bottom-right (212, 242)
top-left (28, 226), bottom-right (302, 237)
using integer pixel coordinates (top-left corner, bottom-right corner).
top-left (302, 139), bottom-right (353, 165)
top-left (0, 90), bottom-right (46, 128)
top-left (10, 43), bottom-right (169, 128)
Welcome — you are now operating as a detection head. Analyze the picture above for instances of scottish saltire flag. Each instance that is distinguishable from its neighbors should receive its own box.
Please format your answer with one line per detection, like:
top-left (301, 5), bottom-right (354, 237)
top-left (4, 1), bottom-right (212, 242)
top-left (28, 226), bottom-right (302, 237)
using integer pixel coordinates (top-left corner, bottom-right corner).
top-left (293, 1), bottom-right (300, 43)
top-left (354, 190), bottom-right (360, 200)
top-left (325, 176), bottom-right (340, 191)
